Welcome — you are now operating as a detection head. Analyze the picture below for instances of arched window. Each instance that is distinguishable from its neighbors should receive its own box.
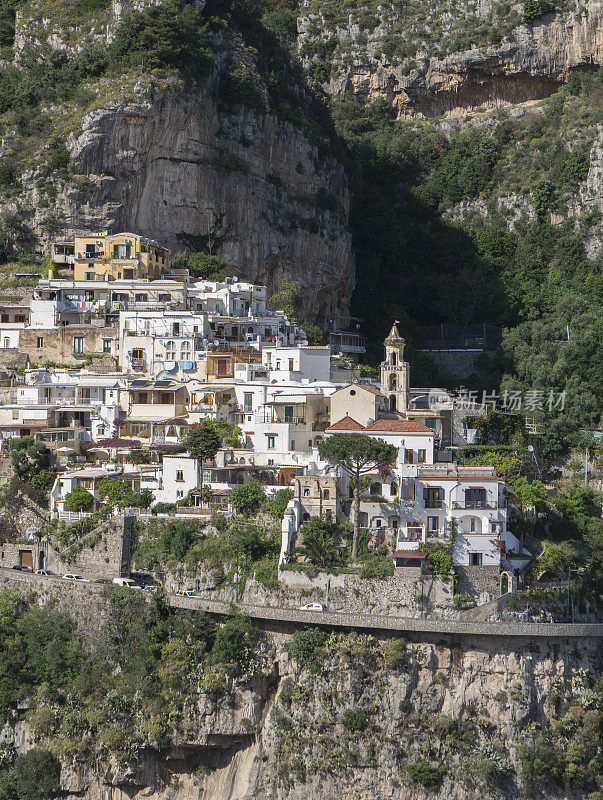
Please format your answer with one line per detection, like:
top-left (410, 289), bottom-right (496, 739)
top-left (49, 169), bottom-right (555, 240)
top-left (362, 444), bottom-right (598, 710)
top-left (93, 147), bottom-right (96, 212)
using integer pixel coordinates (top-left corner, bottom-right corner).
top-left (165, 340), bottom-right (176, 359)
top-left (180, 341), bottom-right (191, 353)
top-left (303, 488), bottom-right (310, 497)
top-left (390, 351), bottom-right (397, 366)
top-left (388, 373), bottom-right (397, 391)
top-left (323, 489), bottom-right (330, 500)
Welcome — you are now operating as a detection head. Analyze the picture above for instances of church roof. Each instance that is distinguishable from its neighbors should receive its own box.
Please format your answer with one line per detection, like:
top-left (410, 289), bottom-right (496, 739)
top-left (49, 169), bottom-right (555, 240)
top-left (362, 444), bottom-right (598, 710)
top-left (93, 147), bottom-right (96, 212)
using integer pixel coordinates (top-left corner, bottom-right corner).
top-left (332, 382), bottom-right (385, 398)
top-left (326, 415), bottom-right (366, 431)
top-left (385, 320), bottom-right (404, 343)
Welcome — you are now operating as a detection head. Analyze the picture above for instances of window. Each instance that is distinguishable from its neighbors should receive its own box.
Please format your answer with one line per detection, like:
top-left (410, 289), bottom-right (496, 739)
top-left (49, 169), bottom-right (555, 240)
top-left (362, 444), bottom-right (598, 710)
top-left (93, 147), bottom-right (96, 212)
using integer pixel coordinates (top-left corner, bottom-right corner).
top-left (308, 439), bottom-right (312, 447)
top-left (465, 488), bottom-right (487, 508)
top-left (243, 392), bottom-right (253, 412)
top-left (36, 337), bottom-right (43, 349)
top-left (176, 470), bottom-right (184, 482)
top-left (176, 490), bottom-right (184, 498)
top-left (427, 516), bottom-right (440, 534)
top-left (267, 436), bottom-right (275, 449)
top-left (424, 487), bottom-right (443, 508)
top-left (180, 341), bottom-right (191, 353)
top-left (290, 440), bottom-right (295, 449)
top-left (86, 272), bottom-right (95, 281)
top-left (288, 358), bottom-right (294, 371)
top-left (284, 405), bottom-right (293, 423)
top-left (102, 339), bottom-right (111, 353)
top-left (303, 488), bottom-right (309, 497)
top-left (2, 337), bottom-right (8, 349)
top-left (73, 337), bottom-right (84, 354)
top-left (418, 449), bottom-right (426, 463)
top-left (470, 553), bottom-right (483, 566)
top-left (323, 489), bottom-right (330, 500)
top-left (408, 481), bottom-right (415, 501)
top-left (16, 315), bottom-right (25, 323)
top-left (404, 449), bottom-right (414, 464)
top-left (113, 244), bottom-right (131, 258)
top-left (159, 392), bottom-right (171, 404)
top-left (165, 341), bottom-right (176, 360)
top-left (173, 322), bottom-right (180, 335)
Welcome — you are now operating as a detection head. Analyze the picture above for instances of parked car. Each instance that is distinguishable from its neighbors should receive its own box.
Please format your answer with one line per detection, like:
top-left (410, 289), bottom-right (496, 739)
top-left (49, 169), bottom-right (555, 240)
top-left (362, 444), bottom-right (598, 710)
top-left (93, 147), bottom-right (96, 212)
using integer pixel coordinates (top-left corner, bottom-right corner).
top-left (94, 578), bottom-right (112, 584)
top-left (112, 577), bottom-right (140, 588)
top-left (176, 588), bottom-right (196, 597)
top-left (298, 602), bottom-right (325, 612)
top-left (12, 565), bottom-right (31, 572)
top-left (63, 573), bottom-right (86, 581)
top-left (35, 569), bottom-right (56, 576)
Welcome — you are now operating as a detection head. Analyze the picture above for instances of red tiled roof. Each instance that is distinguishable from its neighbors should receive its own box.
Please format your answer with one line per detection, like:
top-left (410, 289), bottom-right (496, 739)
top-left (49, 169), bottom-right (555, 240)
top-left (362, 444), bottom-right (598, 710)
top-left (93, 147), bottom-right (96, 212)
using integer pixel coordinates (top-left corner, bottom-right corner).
top-left (333, 383), bottom-right (385, 398)
top-left (393, 550), bottom-right (426, 559)
top-left (364, 419), bottom-right (434, 434)
top-left (327, 415), bottom-right (365, 431)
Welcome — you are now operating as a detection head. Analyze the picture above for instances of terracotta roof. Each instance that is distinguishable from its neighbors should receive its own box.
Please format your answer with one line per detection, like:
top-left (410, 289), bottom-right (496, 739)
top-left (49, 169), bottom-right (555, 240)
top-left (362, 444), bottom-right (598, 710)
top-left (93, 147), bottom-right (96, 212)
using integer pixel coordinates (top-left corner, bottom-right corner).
top-left (393, 550), bottom-right (426, 559)
top-left (364, 419), bottom-right (435, 434)
top-left (333, 383), bottom-right (385, 398)
top-left (326, 415), bottom-right (366, 431)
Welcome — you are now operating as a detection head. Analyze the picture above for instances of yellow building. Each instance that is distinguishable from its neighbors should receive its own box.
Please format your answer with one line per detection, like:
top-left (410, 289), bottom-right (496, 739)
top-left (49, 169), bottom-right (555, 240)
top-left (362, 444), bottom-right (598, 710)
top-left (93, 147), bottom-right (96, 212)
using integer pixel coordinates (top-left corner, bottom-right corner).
top-left (72, 232), bottom-right (170, 281)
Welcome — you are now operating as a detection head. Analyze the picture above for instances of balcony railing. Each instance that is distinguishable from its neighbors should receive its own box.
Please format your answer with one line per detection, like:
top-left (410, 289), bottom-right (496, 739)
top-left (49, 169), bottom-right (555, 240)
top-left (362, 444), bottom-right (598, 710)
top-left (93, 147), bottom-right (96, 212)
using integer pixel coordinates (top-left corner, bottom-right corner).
top-left (452, 501), bottom-right (499, 510)
top-left (424, 500), bottom-right (443, 509)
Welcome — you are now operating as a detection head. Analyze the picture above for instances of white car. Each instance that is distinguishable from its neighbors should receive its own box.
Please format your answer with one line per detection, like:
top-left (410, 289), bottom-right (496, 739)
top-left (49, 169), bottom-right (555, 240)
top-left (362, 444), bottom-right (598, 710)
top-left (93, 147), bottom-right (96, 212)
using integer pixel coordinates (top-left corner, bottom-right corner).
top-left (298, 602), bottom-right (325, 612)
top-left (176, 589), bottom-right (196, 597)
top-left (63, 573), bottom-right (87, 582)
top-left (35, 569), bottom-right (56, 576)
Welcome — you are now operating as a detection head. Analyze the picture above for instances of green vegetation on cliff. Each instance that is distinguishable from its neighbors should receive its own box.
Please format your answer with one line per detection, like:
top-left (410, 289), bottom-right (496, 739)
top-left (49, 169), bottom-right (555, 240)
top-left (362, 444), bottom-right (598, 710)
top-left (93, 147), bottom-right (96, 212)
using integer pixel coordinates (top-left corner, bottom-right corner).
top-left (335, 72), bottom-right (602, 456)
top-left (0, 588), bottom-right (261, 770)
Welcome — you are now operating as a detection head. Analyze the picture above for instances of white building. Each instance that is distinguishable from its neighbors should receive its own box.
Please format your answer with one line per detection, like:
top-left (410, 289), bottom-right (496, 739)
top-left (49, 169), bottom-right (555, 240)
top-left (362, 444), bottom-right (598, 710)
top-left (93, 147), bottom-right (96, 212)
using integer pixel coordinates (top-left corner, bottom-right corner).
top-left (262, 346), bottom-right (331, 383)
top-left (31, 278), bottom-right (187, 327)
top-left (119, 310), bottom-right (210, 377)
top-left (0, 370), bottom-right (124, 445)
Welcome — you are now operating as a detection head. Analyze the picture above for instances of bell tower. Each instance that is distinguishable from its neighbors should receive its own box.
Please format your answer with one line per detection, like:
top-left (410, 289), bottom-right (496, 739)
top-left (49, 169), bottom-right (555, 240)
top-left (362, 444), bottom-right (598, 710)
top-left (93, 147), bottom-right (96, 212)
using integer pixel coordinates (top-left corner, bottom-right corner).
top-left (380, 321), bottom-right (409, 413)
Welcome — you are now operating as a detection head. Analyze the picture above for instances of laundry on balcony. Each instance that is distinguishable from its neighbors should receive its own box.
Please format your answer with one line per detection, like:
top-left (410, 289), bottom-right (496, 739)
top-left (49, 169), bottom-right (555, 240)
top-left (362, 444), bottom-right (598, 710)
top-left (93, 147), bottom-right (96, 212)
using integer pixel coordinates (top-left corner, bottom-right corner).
top-left (179, 360), bottom-right (195, 371)
top-left (163, 361), bottom-right (177, 371)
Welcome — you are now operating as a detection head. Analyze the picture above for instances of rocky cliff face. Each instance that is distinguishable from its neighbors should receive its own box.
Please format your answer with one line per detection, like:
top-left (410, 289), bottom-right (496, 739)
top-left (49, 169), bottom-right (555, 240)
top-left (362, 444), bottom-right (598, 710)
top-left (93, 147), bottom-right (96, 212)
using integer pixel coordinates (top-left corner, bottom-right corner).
top-left (2, 629), bottom-right (599, 800)
top-left (298, 0), bottom-right (602, 117)
top-left (5, 2), bottom-right (354, 324)
top-left (64, 85), bottom-right (352, 323)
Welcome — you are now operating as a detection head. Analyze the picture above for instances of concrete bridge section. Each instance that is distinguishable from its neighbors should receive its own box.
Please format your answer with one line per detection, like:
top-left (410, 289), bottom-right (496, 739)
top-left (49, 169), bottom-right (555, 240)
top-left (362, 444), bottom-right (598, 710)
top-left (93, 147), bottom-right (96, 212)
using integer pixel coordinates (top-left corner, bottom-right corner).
top-left (1, 569), bottom-right (601, 640)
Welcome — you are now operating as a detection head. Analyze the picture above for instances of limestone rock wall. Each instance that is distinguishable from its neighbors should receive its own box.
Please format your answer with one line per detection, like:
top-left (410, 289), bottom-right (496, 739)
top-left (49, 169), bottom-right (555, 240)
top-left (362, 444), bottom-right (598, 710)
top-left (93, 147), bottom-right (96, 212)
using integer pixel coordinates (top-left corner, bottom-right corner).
top-left (299, 0), bottom-right (603, 118)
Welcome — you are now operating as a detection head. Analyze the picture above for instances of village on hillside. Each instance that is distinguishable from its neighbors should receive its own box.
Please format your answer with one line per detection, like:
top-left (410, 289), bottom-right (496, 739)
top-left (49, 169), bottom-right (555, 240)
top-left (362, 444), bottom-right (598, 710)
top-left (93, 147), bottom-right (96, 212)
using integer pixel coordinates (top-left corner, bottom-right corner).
top-left (0, 230), bottom-right (591, 620)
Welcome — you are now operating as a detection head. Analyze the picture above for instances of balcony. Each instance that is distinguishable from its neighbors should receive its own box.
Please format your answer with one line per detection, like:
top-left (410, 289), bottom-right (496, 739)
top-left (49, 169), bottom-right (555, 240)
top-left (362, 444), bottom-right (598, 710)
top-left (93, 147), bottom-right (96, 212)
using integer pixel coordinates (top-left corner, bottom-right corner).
top-left (452, 501), bottom-right (500, 510)
top-left (397, 526), bottom-right (424, 544)
top-left (131, 358), bottom-right (145, 369)
top-left (424, 500), bottom-right (443, 509)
